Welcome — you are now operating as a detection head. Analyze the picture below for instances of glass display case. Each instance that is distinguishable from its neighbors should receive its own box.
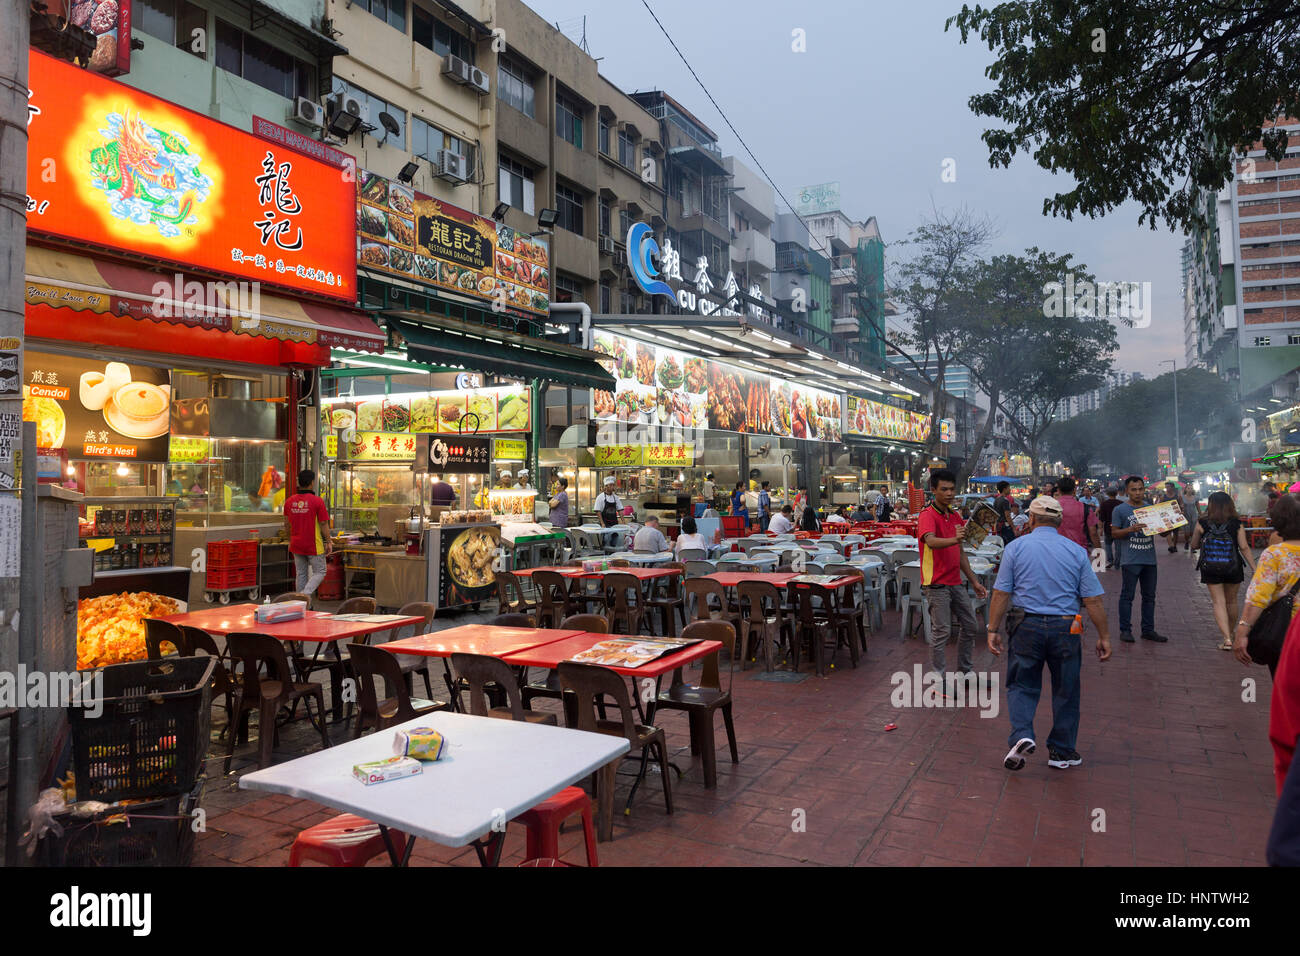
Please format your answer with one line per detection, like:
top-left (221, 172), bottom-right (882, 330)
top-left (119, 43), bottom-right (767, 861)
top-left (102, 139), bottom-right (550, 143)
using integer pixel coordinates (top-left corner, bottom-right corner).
top-left (166, 438), bottom-right (288, 526)
top-left (328, 462), bottom-right (421, 534)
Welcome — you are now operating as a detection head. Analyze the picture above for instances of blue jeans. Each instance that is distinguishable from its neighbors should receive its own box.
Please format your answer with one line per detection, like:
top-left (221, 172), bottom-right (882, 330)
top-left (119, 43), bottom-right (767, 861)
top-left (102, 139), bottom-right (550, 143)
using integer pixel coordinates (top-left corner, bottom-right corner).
top-left (1104, 534), bottom-right (1117, 567)
top-left (1118, 563), bottom-right (1157, 634)
top-left (1006, 615), bottom-right (1081, 752)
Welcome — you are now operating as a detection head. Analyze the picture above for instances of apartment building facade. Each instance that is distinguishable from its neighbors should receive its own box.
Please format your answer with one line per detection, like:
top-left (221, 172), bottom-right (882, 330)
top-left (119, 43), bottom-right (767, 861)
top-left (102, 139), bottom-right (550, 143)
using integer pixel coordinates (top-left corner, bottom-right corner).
top-left (802, 209), bottom-right (888, 367)
top-left (772, 212), bottom-right (833, 346)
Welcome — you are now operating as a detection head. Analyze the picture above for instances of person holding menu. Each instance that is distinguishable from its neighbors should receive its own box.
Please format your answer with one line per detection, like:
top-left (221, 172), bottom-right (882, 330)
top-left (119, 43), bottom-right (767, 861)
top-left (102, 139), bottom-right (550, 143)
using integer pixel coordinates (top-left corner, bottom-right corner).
top-left (1111, 475), bottom-right (1164, 644)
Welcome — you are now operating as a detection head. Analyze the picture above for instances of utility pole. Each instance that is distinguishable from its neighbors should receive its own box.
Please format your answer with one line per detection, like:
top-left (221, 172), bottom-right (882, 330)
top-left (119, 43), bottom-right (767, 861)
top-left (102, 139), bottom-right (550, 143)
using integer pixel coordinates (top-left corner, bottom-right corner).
top-left (1160, 359), bottom-right (1180, 473)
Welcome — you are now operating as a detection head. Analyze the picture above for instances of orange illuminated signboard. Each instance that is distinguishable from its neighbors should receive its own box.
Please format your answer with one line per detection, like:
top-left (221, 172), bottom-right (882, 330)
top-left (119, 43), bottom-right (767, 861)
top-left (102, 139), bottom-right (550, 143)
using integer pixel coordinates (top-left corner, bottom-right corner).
top-left (25, 50), bottom-right (356, 303)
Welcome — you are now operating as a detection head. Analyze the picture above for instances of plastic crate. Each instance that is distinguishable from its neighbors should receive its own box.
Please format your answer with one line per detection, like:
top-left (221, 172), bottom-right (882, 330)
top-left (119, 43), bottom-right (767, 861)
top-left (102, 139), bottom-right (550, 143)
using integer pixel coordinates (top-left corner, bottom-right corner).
top-left (69, 656), bottom-right (215, 802)
top-left (207, 539), bottom-right (258, 568)
top-left (720, 515), bottom-right (747, 537)
top-left (205, 565), bottom-right (258, 590)
top-left (38, 779), bottom-right (203, 867)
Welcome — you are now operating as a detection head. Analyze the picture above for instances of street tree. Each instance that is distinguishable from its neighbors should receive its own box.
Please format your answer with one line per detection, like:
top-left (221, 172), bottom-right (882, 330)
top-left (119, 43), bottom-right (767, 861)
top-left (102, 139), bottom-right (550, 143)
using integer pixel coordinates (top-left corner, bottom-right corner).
top-left (946, 0), bottom-right (1300, 231)
top-left (886, 206), bottom-right (995, 482)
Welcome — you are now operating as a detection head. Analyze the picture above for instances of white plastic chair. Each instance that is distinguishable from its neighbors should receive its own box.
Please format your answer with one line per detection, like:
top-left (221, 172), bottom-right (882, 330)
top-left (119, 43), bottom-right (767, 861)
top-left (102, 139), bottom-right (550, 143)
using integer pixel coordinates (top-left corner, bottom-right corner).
top-left (684, 560), bottom-right (716, 578)
top-left (896, 565), bottom-right (931, 642)
top-left (678, 547), bottom-right (708, 561)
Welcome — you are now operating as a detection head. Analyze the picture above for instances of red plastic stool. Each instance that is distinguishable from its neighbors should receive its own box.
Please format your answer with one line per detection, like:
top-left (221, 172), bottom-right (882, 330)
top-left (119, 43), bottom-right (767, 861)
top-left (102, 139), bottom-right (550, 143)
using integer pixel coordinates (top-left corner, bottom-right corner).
top-left (512, 786), bottom-right (599, 866)
top-left (289, 813), bottom-right (407, 867)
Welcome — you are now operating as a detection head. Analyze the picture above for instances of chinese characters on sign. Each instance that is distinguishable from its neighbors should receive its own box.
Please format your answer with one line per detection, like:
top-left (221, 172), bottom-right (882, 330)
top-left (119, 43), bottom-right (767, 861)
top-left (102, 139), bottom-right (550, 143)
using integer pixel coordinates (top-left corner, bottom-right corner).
top-left (253, 152), bottom-right (303, 251)
top-left (594, 445), bottom-right (644, 467)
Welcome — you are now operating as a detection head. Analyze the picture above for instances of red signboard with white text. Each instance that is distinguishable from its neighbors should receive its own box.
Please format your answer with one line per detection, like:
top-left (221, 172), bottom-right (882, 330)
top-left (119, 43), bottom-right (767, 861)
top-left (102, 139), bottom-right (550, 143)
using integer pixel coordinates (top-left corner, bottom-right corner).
top-left (25, 49), bottom-right (356, 302)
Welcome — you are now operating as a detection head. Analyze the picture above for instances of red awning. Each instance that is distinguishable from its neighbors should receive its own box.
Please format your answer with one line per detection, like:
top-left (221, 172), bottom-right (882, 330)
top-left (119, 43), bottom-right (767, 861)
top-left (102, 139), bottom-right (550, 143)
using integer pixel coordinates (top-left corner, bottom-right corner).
top-left (24, 245), bottom-right (385, 364)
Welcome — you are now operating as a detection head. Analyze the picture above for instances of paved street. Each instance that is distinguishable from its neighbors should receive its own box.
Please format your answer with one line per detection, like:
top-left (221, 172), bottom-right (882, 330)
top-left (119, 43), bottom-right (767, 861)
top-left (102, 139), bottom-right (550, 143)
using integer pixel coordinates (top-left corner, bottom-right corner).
top-left (194, 547), bottom-right (1279, 867)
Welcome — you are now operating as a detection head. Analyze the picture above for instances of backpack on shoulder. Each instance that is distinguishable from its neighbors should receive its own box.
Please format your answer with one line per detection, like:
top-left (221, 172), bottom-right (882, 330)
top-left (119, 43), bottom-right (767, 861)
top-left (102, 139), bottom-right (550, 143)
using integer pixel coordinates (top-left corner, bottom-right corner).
top-left (1197, 522), bottom-right (1241, 576)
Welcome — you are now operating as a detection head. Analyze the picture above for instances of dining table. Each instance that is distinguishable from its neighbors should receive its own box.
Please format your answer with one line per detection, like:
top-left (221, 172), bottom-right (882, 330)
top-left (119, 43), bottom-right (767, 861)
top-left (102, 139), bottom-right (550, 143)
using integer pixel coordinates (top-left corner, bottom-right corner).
top-left (238, 711), bottom-right (629, 866)
top-left (163, 604), bottom-right (426, 721)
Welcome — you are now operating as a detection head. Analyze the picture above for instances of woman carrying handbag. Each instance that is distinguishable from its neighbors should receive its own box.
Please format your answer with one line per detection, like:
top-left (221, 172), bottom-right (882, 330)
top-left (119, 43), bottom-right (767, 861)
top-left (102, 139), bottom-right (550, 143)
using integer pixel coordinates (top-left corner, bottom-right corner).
top-left (1235, 494), bottom-right (1300, 678)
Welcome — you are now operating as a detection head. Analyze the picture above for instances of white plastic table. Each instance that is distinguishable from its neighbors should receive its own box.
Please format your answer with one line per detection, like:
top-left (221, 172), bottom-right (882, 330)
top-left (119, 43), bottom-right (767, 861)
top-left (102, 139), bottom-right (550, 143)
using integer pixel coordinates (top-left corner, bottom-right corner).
top-left (717, 552), bottom-right (779, 568)
top-left (239, 711), bottom-right (628, 866)
top-left (607, 550), bottom-right (673, 565)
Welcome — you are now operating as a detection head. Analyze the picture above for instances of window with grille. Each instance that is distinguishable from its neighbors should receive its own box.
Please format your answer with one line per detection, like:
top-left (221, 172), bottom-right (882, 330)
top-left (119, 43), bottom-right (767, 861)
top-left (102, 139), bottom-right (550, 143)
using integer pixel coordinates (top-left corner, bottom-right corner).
top-left (498, 57), bottom-right (535, 118)
top-left (1255, 336), bottom-right (1272, 346)
top-left (617, 129), bottom-right (636, 168)
top-left (1289, 333), bottom-right (1300, 345)
top-left (556, 183), bottom-right (584, 236)
top-left (554, 273), bottom-right (583, 303)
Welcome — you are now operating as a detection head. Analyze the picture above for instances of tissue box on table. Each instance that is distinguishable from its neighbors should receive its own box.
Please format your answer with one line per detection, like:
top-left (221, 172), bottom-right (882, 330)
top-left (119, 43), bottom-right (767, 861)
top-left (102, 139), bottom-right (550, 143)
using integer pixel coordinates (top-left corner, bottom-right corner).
top-left (393, 727), bottom-right (448, 761)
top-left (353, 755), bottom-right (423, 786)
top-left (255, 600), bottom-right (306, 623)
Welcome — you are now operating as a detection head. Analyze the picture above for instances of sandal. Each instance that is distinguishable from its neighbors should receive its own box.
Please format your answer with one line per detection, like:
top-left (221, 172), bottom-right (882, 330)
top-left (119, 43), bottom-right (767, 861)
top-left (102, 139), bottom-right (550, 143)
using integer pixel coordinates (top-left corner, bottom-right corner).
top-left (1218, 640), bottom-right (1234, 651)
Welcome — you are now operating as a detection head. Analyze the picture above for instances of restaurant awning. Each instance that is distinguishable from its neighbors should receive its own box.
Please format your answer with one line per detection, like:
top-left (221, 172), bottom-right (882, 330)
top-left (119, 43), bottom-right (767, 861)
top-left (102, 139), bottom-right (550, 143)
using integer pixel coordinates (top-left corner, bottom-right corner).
top-left (1189, 459), bottom-right (1234, 473)
top-left (25, 245), bottom-right (386, 361)
top-left (386, 313), bottom-right (616, 391)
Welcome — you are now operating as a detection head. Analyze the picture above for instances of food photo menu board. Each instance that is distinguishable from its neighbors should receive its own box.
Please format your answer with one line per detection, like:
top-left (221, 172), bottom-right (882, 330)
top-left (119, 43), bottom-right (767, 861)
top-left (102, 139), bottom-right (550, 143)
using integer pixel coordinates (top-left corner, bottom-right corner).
top-left (324, 385), bottom-right (530, 437)
top-left (23, 351), bottom-right (171, 460)
top-left (590, 332), bottom-right (843, 442)
top-left (356, 168), bottom-right (549, 317)
top-left (845, 394), bottom-right (932, 443)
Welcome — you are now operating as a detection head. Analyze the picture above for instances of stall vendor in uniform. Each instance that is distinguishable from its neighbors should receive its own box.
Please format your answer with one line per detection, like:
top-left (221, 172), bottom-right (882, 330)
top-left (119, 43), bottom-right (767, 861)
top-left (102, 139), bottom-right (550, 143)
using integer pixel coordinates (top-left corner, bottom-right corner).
top-left (496, 468), bottom-right (513, 490)
top-left (595, 476), bottom-right (623, 527)
top-left (514, 468), bottom-right (532, 490)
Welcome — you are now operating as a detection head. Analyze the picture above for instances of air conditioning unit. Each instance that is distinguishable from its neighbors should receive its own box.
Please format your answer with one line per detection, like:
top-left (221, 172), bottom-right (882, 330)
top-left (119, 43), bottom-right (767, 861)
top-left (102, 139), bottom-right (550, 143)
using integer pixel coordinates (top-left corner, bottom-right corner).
top-left (599, 236), bottom-right (616, 255)
top-left (469, 67), bottom-right (490, 95)
top-left (613, 250), bottom-right (627, 267)
top-left (441, 55), bottom-right (471, 85)
top-left (434, 149), bottom-right (469, 183)
top-left (291, 97), bottom-right (326, 129)
top-left (330, 91), bottom-right (365, 123)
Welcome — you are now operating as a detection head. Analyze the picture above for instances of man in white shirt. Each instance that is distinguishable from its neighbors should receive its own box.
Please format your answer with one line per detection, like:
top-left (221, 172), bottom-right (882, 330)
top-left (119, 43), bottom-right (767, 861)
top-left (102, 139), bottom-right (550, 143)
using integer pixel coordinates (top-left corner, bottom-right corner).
top-left (514, 468), bottom-right (532, 490)
top-left (632, 515), bottom-right (670, 553)
top-left (702, 473), bottom-right (716, 501)
top-left (823, 507), bottom-right (849, 525)
top-left (768, 505), bottom-right (795, 534)
top-left (595, 477), bottom-right (622, 527)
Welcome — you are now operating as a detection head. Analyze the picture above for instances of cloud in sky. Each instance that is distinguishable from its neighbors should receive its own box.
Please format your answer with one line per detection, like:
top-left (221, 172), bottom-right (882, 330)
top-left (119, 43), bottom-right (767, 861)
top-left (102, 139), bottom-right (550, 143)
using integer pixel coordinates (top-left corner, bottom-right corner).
top-left (529, 0), bottom-right (1187, 376)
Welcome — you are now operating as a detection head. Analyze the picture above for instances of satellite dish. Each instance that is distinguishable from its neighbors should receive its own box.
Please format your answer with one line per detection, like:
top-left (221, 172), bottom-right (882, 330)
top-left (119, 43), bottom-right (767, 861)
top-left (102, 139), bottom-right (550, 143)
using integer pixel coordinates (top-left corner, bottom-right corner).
top-left (378, 111), bottom-right (400, 135)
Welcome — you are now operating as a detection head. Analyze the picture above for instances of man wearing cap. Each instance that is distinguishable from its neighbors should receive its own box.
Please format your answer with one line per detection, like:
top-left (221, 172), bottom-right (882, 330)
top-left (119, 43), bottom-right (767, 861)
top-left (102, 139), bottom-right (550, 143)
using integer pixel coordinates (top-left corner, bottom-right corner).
top-left (987, 495), bottom-right (1111, 771)
top-left (918, 468), bottom-right (988, 677)
top-left (595, 477), bottom-right (622, 528)
top-left (514, 468), bottom-right (532, 490)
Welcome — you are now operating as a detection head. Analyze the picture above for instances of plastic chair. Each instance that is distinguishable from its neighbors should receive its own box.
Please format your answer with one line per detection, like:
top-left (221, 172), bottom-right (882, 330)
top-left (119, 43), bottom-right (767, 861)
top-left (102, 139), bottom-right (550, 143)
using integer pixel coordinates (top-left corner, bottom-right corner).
top-left (144, 618), bottom-right (187, 659)
top-left (293, 596), bottom-right (373, 715)
top-left (684, 578), bottom-right (739, 629)
top-left (182, 626), bottom-right (237, 738)
top-left (451, 652), bottom-right (557, 725)
top-left (347, 641), bottom-right (447, 739)
top-left (736, 580), bottom-right (791, 672)
top-left (602, 572), bottom-right (646, 635)
top-left (512, 786), bottom-right (599, 866)
top-left (496, 570), bottom-right (536, 619)
top-left (654, 620), bottom-right (739, 788)
top-left (224, 632), bottom-right (331, 772)
top-left (896, 565), bottom-right (932, 642)
top-left (521, 614), bottom-right (608, 709)
top-left (558, 661), bottom-right (672, 841)
top-left (274, 591), bottom-right (313, 607)
top-left (677, 548), bottom-right (707, 561)
top-left (683, 560), bottom-right (716, 579)
top-left (377, 601), bottom-right (438, 699)
top-left (825, 564), bottom-right (872, 652)
top-left (644, 563), bottom-right (687, 636)
top-left (289, 813), bottom-right (407, 867)
top-left (792, 582), bottom-right (858, 676)
top-left (533, 570), bottom-right (576, 628)
top-left (490, 613), bottom-right (534, 627)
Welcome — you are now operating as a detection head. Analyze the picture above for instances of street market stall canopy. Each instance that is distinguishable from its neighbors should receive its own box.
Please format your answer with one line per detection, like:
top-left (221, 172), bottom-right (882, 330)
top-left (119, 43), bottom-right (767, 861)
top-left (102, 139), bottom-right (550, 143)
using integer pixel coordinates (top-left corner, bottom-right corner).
top-left (968, 476), bottom-right (1030, 484)
top-left (386, 313), bottom-right (615, 391)
top-left (25, 245), bottom-right (385, 366)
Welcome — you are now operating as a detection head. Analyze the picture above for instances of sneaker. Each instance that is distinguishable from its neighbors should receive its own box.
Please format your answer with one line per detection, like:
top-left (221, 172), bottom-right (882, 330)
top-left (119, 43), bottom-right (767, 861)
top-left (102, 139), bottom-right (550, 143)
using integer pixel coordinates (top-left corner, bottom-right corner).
top-left (1003, 737), bottom-right (1036, 771)
top-left (1119, 631), bottom-right (1135, 643)
top-left (1140, 631), bottom-right (1168, 643)
top-left (1048, 748), bottom-right (1083, 768)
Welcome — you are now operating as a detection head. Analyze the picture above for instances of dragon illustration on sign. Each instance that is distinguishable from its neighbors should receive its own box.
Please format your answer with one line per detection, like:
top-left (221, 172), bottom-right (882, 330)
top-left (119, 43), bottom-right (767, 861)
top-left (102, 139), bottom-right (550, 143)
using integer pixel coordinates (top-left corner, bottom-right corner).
top-left (88, 109), bottom-right (213, 237)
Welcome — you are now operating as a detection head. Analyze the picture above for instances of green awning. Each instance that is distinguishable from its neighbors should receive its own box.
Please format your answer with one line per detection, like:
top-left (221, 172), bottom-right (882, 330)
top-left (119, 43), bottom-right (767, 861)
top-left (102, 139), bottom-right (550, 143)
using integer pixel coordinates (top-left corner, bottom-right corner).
top-left (387, 314), bottom-right (615, 391)
top-left (1189, 459), bottom-right (1233, 473)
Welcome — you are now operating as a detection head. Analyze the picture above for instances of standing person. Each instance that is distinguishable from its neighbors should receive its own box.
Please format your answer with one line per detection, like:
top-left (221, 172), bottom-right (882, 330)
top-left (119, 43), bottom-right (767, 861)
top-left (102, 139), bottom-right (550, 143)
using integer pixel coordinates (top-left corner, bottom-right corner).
top-left (595, 476), bottom-right (622, 528)
top-left (548, 476), bottom-right (570, 528)
top-left (1160, 482), bottom-right (1183, 553)
top-left (429, 474), bottom-right (457, 507)
top-left (758, 480), bottom-right (772, 532)
top-left (1267, 612), bottom-right (1300, 864)
top-left (1056, 475), bottom-right (1100, 552)
top-left (1097, 486), bottom-right (1121, 570)
top-left (1078, 484), bottom-right (1100, 509)
top-left (1234, 493), bottom-right (1300, 678)
top-left (1042, 481), bottom-right (1057, 499)
top-left (514, 468), bottom-right (532, 490)
top-left (731, 481), bottom-right (750, 527)
top-left (702, 472), bottom-right (716, 504)
top-left (876, 487), bottom-right (894, 522)
top-left (986, 495), bottom-right (1111, 770)
top-left (1181, 486), bottom-right (1200, 551)
top-left (918, 469), bottom-right (988, 677)
top-left (1111, 475), bottom-right (1164, 643)
top-left (1188, 491), bottom-right (1256, 651)
top-left (991, 480), bottom-right (1020, 546)
top-left (284, 469), bottom-right (333, 596)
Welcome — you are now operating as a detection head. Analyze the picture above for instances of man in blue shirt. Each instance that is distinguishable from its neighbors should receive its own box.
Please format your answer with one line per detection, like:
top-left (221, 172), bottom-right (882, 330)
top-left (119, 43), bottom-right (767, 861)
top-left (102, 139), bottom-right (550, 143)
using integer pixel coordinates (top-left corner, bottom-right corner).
top-left (1111, 474), bottom-right (1164, 643)
top-left (987, 495), bottom-right (1111, 771)
top-left (758, 480), bottom-right (772, 532)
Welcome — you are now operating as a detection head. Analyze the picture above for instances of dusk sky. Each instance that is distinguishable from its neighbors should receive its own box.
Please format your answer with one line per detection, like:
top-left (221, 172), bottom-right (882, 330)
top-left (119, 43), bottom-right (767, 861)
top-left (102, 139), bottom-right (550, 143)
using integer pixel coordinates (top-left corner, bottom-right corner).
top-left (527, 0), bottom-right (1184, 378)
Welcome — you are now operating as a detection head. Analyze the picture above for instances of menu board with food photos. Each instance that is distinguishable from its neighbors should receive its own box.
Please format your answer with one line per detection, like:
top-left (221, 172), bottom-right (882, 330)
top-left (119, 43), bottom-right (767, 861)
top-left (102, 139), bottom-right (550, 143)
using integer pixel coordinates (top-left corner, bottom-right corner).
top-left (22, 351), bottom-right (171, 461)
top-left (845, 394), bottom-right (932, 443)
top-left (356, 168), bottom-right (550, 317)
top-left (589, 332), bottom-right (843, 443)
top-left (325, 385), bottom-right (530, 438)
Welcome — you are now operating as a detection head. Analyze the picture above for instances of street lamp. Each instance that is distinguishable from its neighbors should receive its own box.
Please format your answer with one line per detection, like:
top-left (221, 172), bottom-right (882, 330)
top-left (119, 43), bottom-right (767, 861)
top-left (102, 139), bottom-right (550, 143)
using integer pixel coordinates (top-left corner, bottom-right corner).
top-left (1160, 359), bottom-right (1180, 473)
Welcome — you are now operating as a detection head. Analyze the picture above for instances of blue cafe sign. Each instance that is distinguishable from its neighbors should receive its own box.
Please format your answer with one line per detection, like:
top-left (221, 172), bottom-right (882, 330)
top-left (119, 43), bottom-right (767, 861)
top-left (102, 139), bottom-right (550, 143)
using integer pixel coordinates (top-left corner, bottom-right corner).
top-left (626, 222), bottom-right (769, 320)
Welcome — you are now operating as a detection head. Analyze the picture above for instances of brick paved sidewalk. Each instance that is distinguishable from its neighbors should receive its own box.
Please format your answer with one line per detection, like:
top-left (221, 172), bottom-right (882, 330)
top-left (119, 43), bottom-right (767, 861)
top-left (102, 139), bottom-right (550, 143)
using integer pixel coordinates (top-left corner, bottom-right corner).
top-left (193, 547), bottom-right (1279, 867)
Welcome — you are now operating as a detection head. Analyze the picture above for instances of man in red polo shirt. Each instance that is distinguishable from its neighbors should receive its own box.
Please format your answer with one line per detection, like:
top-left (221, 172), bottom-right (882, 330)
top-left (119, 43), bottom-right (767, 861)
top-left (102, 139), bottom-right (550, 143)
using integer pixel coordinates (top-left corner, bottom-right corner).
top-left (284, 468), bottom-right (333, 596)
top-left (919, 468), bottom-right (988, 676)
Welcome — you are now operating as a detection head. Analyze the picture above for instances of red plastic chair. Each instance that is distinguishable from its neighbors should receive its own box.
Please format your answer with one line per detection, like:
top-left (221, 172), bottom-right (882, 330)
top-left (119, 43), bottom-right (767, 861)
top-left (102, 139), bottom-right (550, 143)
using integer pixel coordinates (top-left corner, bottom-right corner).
top-left (512, 786), bottom-right (599, 866)
top-left (289, 813), bottom-right (407, 867)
